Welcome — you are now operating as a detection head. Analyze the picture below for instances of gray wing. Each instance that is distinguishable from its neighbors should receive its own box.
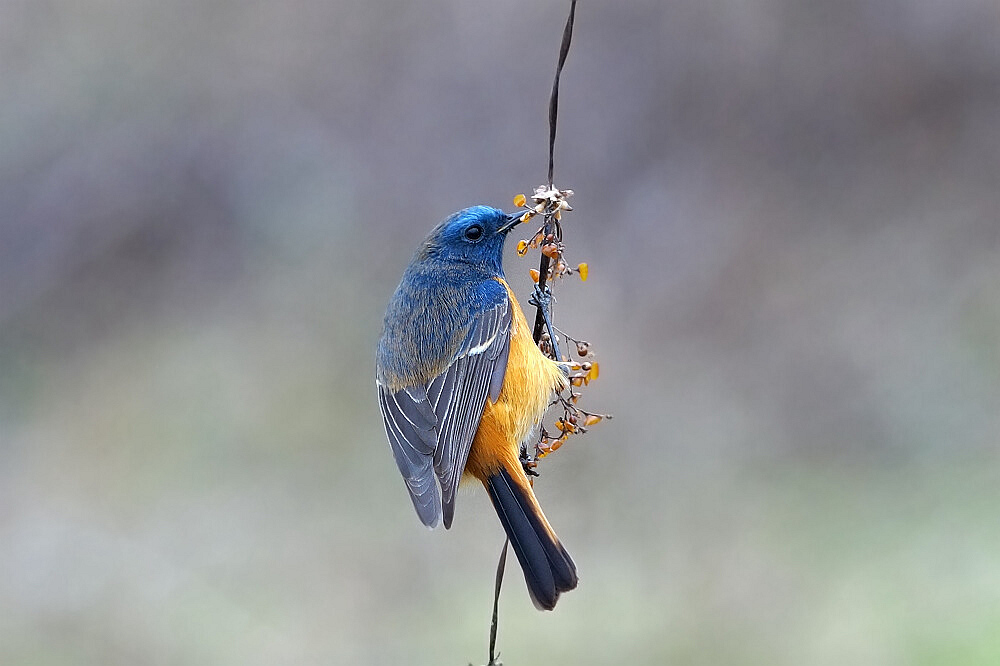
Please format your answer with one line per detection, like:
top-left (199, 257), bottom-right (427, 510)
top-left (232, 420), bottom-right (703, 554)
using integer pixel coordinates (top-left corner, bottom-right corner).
top-left (377, 384), bottom-right (441, 526)
top-left (377, 298), bottom-right (511, 529)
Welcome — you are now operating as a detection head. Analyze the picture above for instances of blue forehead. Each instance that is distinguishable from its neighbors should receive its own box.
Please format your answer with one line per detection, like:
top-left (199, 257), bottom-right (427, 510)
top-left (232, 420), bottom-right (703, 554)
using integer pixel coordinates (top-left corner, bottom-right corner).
top-left (443, 205), bottom-right (505, 231)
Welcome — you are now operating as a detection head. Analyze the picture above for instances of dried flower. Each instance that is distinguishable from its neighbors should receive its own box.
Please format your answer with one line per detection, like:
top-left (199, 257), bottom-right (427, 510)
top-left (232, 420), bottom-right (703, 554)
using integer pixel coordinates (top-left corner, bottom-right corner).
top-left (507, 183), bottom-right (609, 466)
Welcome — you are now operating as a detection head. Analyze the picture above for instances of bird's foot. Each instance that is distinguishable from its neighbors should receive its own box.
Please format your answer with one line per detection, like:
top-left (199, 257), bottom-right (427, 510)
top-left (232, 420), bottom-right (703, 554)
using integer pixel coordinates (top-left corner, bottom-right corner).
top-left (519, 443), bottom-right (540, 478)
top-left (529, 284), bottom-right (563, 360)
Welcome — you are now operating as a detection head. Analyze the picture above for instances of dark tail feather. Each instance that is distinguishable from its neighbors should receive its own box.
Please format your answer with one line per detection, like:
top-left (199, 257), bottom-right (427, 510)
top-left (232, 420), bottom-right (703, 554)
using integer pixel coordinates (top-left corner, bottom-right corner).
top-left (485, 466), bottom-right (578, 610)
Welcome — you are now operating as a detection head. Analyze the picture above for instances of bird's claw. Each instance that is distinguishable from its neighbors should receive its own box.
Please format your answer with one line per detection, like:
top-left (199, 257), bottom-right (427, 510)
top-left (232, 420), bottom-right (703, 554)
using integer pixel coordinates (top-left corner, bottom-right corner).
top-left (528, 283), bottom-right (555, 310)
top-left (529, 284), bottom-right (563, 360)
top-left (519, 444), bottom-right (539, 478)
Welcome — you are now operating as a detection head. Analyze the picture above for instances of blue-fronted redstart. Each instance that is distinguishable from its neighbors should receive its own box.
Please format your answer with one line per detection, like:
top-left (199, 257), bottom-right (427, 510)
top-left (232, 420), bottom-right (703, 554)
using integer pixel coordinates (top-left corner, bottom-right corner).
top-left (376, 205), bottom-right (577, 610)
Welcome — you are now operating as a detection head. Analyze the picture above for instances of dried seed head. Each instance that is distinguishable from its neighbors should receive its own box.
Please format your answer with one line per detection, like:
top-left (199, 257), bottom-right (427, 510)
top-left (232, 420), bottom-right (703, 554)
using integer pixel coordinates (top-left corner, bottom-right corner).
top-left (576, 342), bottom-right (589, 357)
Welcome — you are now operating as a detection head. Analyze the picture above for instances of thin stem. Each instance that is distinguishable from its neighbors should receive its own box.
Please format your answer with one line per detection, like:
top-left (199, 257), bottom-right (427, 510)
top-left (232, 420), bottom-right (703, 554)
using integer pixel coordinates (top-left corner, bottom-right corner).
top-left (487, 539), bottom-right (508, 665)
top-left (547, 0), bottom-right (577, 187)
top-left (486, 3), bottom-right (577, 663)
top-left (530, 252), bottom-right (553, 346)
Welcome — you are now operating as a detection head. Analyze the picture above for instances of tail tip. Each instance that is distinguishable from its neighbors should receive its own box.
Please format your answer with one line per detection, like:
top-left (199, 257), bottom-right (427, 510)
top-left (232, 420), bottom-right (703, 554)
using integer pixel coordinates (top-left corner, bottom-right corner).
top-left (529, 575), bottom-right (578, 611)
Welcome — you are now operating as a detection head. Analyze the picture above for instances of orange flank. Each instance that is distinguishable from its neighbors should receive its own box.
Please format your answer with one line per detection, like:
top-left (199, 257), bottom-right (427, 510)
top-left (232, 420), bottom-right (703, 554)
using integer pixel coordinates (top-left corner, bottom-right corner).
top-left (462, 278), bottom-right (576, 610)
top-left (464, 279), bottom-right (567, 484)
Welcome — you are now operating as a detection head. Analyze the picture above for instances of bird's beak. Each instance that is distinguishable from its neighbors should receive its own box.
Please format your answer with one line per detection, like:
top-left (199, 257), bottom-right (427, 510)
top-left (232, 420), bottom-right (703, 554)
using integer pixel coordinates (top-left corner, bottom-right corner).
top-left (498, 212), bottom-right (525, 235)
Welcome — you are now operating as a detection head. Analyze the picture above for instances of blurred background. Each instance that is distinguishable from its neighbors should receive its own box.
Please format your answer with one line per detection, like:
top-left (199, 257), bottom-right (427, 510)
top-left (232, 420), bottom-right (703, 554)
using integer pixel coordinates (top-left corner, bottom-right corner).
top-left (2, 1), bottom-right (999, 664)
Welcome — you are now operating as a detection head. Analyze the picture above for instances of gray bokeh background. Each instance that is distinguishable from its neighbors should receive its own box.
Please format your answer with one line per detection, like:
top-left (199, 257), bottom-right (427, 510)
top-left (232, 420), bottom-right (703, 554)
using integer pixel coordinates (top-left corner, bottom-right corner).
top-left (2, 2), bottom-right (999, 664)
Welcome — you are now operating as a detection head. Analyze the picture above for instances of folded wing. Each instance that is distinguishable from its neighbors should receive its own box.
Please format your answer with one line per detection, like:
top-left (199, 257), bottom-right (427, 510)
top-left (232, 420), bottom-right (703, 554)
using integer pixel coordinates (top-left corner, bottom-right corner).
top-left (377, 293), bottom-right (511, 528)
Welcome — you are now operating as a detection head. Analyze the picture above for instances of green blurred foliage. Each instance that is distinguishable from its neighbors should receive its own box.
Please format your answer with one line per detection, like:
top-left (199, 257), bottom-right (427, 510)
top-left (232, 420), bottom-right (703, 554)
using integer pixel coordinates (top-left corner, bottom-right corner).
top-left (1, 1), bottom-right (999, 664)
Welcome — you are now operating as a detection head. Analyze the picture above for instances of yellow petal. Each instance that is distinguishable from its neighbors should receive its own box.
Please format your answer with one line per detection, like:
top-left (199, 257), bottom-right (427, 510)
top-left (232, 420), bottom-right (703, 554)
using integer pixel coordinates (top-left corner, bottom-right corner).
top-left (583, 414), bottom-right (602, 427)
top-left (586, 362), bottom-right (599, 381)
top-left (529, 268), bottom-right (540, 283)
top-left (513, 193), bottom-right (526, 207)
top-left (577, 262), bottom-right (589, 281)
top-left (516, 240), bottom-right (528, 256)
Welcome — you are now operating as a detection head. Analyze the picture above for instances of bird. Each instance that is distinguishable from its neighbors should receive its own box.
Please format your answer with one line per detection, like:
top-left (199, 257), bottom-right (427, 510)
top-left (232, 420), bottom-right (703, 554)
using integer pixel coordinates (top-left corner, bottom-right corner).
top-left (375, 205), bottom-right (578, 610)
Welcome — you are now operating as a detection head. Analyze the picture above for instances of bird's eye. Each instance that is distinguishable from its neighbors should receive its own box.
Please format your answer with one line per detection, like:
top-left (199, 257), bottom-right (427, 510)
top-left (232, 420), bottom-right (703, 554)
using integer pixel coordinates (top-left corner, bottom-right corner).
top-left (464, 224), bottom-right (484, 241)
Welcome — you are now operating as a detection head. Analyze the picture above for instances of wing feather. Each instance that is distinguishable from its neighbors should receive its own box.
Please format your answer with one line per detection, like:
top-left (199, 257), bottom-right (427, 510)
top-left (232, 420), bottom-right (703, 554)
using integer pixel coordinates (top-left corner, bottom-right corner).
top-left (376, 293), bottom-right (512, 529)
top-left (378, 385), bottom-right (441, 526)
top-left (432, 298), bottom-right (511, 528)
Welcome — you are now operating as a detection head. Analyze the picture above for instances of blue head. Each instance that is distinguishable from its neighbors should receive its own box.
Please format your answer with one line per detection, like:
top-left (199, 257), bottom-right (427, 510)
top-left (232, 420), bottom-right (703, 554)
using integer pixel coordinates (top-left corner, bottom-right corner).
top-left (416, 206), bottom-right (522, 276)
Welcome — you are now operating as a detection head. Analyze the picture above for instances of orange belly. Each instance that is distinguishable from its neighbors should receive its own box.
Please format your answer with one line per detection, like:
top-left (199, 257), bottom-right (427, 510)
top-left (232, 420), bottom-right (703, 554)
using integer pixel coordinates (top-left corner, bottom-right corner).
top-left (464, 279), bottom-right (567, 481)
